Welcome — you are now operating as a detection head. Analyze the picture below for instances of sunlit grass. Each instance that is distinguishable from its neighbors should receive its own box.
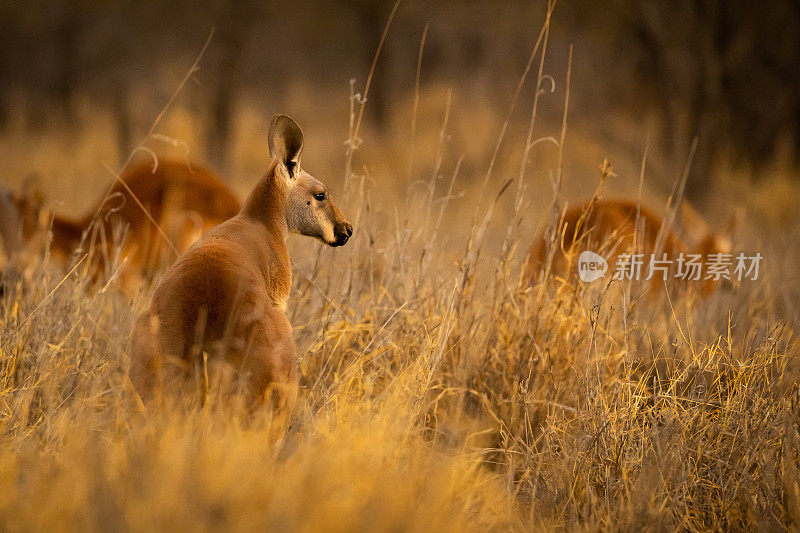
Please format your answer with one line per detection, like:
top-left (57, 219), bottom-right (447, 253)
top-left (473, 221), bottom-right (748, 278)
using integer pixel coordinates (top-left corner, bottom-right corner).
top-left (1, 145), bottom-right (798, 529)
top-left (0, 9), bottom-right (799, 528)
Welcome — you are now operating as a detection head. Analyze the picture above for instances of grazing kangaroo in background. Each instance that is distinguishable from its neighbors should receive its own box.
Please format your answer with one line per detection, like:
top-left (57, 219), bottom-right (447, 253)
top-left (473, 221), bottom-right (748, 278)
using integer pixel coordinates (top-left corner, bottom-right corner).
top-left (0, 184), bottom-right (43, 264)
top-left (0, 160), bottom-right (241, 286)
top-left (526, 198), bottom-right (733, 296)
top-left (129, 115), bottom-right (352, 422)
top-left (0, 188), bottom-right (26, 264)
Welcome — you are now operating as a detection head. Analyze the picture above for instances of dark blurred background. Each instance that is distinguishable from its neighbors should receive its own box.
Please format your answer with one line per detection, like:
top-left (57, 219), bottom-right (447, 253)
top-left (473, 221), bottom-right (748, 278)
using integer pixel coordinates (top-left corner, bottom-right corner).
top-left (0, 0), bottom-right (798, 220)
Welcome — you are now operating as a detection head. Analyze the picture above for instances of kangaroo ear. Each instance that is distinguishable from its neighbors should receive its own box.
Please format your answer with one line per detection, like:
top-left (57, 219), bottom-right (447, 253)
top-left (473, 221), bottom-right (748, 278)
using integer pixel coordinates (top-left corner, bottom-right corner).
top-left (268, 114), bottom-right (304, 178)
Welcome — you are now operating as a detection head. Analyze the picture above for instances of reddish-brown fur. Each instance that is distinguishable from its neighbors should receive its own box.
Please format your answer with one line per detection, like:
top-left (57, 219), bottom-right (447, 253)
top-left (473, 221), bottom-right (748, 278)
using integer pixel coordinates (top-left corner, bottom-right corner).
top-left (526, 198), bottom-right (731, 296)
top-left (129, 115), bottom-right (352, 428)
top-left (130, 174), bottom-right (297, 411)
top-left (1, 188), bottom-right (42, 261)
top-left (5, 159), bottom-right (241, 284)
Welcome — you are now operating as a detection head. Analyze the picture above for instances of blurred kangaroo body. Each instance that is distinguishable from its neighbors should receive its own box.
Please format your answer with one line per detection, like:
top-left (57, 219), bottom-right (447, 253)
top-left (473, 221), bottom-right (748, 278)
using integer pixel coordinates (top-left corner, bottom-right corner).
top-left (2, 160), bottom-right (241, 286)
top-left (130, 115), bottom-right (353, 426)
top-left (0, 188), bottom-right (24, 264)
top-left (526, 198), bottom-right (732, 296)
top-left (0, 184), bottom-right (44, 265)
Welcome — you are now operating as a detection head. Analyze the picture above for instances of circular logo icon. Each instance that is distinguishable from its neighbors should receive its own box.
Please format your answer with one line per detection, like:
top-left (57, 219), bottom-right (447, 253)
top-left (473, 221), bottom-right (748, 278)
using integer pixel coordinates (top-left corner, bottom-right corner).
top-left (578, 250), bottom-right (608, 282)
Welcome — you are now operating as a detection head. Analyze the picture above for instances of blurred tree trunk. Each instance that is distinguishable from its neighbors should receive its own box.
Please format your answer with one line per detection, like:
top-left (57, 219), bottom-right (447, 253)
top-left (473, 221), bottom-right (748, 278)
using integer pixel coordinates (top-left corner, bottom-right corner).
top-left (54, 6), bottom-right (79, 126)
top-left (634, 1), bottom-right (720, 202)
top-left (354, 1), bottom-right (390, 129)
top-left (208, 49), bottom-right (236, 175)
top-left (624, 0), bottom-right (800, 200)
top-left (207, 1), bottom-right (257, 176)
top-left (112, 84), bottom-right (132, 166)
top-left (23, 2), bottom-right (81, 131)
top-left (209, 64), bottom-right (235, 174)
top-left (0, 94), bottom-right (6, 130)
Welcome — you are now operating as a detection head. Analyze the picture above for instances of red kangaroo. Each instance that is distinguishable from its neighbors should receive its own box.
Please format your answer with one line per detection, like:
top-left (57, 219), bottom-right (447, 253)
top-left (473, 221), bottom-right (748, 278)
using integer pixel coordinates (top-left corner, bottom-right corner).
top-left (1, 160), bottom-right (241, 285)
top-left (0, 184), bottom-right (43, 264)
top-left (129, 115), bottom-right (353, 425)
top-left (526, 198), bottom-right (733, 296)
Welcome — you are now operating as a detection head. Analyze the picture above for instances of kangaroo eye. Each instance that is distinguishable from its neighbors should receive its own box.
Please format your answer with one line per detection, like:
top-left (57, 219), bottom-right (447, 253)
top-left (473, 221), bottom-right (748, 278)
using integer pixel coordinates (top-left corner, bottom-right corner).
top-left (313, 193), bottom-right (326, 201)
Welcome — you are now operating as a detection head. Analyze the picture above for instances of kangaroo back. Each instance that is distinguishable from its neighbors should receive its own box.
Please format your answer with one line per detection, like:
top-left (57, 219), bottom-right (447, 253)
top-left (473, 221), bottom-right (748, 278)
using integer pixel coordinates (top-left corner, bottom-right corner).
top-left (527, 198), bottom-right (735, 297)
top-left (27, 159), bottom-right (241, 286)
top-left (527, 199), bottom-right (685, 283)
top-left (104, 159), bottom-right (242, 275)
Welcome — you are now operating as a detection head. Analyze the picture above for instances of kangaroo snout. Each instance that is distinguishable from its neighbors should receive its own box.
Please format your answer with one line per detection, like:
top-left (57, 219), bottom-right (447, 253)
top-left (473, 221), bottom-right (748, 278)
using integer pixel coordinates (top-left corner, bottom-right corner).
top-left (333, 221), bottom-right (353, 247)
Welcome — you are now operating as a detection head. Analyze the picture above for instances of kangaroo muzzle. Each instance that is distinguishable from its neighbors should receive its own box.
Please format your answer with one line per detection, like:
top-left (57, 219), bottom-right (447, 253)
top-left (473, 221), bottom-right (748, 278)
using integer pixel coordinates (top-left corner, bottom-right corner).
top-left (332, 221), bottom-right (353, 247)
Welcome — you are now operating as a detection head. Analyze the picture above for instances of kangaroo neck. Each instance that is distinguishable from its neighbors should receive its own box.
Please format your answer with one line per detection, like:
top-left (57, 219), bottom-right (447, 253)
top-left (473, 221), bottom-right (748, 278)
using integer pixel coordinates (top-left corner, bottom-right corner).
top-left (240, 164), bottom-right (293, 310)
top-left (241, 165), bottom-right (289, 240)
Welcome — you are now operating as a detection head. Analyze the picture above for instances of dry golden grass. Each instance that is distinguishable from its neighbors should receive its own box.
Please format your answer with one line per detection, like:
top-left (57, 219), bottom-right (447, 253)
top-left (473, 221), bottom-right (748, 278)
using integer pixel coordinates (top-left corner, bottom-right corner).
top-left (1, 147), bottom-right (799, 530)
top-left (1, 17), bottom-right (800, 530)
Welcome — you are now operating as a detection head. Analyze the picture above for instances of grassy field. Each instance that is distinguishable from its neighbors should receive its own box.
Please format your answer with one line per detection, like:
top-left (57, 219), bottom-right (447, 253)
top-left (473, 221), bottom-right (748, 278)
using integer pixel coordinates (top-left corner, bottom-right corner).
top-left (1, 18), bottom-right (800, 532)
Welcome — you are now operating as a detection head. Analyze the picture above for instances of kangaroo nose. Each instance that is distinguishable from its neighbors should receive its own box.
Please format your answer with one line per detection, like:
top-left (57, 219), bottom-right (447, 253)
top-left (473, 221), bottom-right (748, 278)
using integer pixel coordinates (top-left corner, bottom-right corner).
top-left (333, 221), bottom-right (353, 246)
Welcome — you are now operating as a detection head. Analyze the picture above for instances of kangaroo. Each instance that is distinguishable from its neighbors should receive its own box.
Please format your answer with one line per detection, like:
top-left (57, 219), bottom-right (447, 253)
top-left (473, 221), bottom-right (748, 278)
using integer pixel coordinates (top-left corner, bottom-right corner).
top-left (0, 188), bottom-right (25, 264)
top-left (1, 160), bottom-right (241, 286)
top-left (526, 198), bottom-right (733, 296)
top-left (129, 115), bottom-right (352, 422)
top-left (0, 184), bottom-right (44, 264)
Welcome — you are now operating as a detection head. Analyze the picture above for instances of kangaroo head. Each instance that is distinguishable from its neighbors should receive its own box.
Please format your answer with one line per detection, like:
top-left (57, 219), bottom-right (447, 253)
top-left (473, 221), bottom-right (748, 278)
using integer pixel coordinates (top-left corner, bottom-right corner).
top-left (696, 232), bottom-right (732, 257)
top-left (0, 182), bottom-right (46, 262)
top-left (680, 201), bottom-right (735, 256)
top-left (269, 114), bottom-right (353, 247)
top-left (681, 202), bottom-right (737, 295)
top-left (11, 192), bottom-right (44, 242)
